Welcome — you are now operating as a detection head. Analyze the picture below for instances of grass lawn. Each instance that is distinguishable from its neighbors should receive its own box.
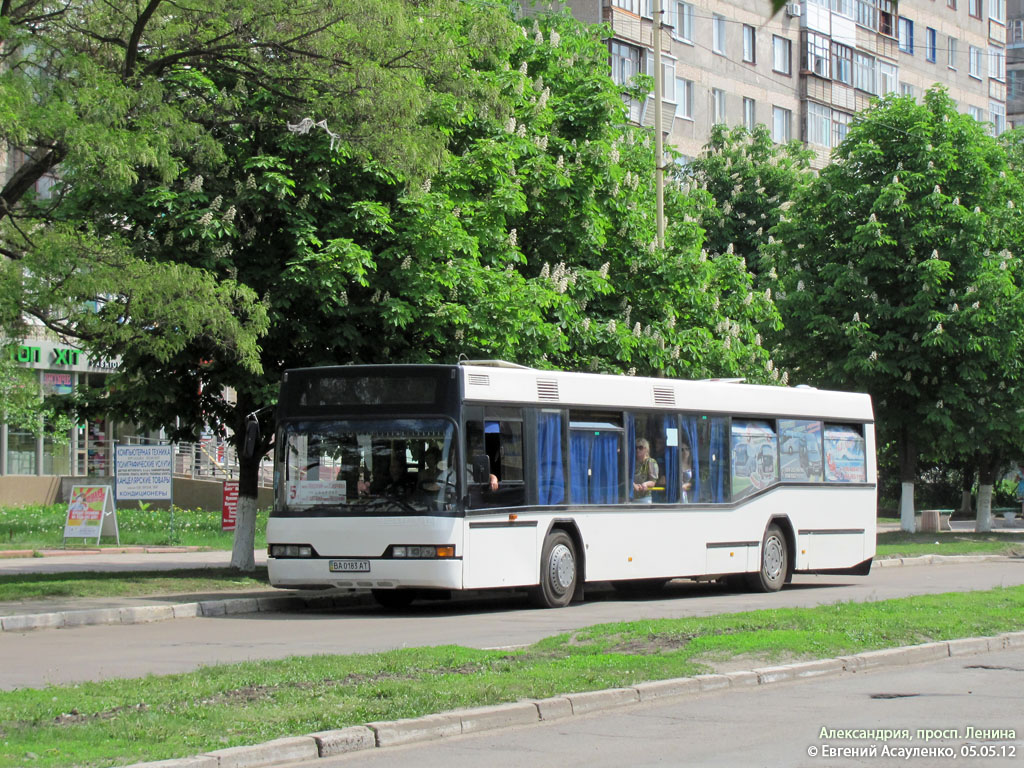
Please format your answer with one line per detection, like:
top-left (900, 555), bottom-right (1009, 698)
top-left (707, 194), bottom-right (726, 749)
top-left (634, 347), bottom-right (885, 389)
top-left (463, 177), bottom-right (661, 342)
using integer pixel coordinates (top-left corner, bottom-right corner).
top-left (0, 568), bottom-right (270, 603)
top-left (0, 504), bottom-right (268, 551)
top-left (0, 586), bottom-right (1020, 768)
top-left (876, 530), bottom-right (1024, 558)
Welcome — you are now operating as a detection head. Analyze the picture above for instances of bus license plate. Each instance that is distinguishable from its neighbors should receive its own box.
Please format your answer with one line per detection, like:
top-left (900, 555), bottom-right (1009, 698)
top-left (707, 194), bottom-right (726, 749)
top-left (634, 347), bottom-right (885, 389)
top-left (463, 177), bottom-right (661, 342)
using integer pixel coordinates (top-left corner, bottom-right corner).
top-left (329, 559), bottom-right (370, 573)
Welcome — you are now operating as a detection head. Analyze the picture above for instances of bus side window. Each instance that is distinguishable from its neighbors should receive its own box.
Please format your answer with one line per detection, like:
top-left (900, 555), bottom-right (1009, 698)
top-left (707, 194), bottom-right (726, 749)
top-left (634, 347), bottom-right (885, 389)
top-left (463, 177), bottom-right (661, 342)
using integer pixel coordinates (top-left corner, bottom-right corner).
top-left (467, 414), bottom-right (525, 509)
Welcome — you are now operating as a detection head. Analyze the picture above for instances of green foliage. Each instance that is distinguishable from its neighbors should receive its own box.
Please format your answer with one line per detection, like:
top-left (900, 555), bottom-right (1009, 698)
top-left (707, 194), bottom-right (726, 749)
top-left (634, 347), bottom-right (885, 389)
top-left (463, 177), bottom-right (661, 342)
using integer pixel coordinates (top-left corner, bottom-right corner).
top-left (765, 88), bottom-right (1024, 476)
top-left (686, 123), bottom-right (812, 279)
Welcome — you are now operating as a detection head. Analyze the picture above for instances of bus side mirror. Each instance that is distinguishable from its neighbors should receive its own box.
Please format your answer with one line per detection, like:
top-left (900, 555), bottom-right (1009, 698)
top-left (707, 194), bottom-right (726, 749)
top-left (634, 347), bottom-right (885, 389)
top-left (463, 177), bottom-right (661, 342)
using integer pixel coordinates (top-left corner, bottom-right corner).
top-left (472, 454), bottom-right (491, 483)
top-left (242, 417), bottom-right (261, 460)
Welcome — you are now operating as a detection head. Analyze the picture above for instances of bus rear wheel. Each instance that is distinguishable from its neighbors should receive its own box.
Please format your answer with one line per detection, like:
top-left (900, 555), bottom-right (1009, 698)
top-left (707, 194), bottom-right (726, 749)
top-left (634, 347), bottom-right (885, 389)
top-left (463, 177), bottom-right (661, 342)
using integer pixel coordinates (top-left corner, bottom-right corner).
top-left (531, 531), bottom-right (578, 608)
top-left (746, 523), bottom-right (788, 593)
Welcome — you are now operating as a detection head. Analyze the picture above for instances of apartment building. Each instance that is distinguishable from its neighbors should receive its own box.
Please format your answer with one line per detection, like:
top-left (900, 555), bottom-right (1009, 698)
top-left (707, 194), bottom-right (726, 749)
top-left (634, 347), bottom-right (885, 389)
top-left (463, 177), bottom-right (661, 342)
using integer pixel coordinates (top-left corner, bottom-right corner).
top-left (1008, 0), bottom-right (1024, 125)
top-left (535, 0), bottom-right (1007, 165)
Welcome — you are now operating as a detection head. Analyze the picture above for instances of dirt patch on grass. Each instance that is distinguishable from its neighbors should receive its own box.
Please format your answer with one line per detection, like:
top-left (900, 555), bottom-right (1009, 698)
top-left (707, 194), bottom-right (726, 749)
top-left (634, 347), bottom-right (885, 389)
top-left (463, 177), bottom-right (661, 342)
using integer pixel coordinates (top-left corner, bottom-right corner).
top-left (697, 650), bottom-right (805, 674)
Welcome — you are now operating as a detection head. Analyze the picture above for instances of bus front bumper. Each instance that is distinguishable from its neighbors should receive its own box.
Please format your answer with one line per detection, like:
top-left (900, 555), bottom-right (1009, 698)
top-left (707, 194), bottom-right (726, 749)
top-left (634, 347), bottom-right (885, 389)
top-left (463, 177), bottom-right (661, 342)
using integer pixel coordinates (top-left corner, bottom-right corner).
top-left (268, 557), bottom-right (464, 591)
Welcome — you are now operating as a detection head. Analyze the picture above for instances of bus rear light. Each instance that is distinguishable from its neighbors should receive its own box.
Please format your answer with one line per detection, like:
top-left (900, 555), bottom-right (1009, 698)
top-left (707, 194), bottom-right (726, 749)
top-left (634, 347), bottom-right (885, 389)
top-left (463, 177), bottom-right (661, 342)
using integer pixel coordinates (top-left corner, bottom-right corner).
top-left (390, 545), bottom-right (455, 559)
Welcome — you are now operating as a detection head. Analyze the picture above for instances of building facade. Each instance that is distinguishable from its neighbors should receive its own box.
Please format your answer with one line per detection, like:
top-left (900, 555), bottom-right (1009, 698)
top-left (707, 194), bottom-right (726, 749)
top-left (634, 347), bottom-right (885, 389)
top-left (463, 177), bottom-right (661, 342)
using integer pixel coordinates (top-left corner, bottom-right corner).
top-left (538, 0), bottom-right (1007, 165)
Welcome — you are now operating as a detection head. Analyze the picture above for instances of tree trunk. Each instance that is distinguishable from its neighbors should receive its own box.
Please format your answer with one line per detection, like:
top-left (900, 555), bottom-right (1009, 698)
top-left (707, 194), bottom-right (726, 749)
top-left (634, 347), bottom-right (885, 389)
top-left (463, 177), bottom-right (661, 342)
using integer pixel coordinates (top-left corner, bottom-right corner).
top-left (959, 460), bottom-right (974, 517)
top-left (898, 426), bottom-right (917, 533)
top-left (976, 455), bottom-right (996, 533)
top-left (229, 395), bottom-right (273, 572)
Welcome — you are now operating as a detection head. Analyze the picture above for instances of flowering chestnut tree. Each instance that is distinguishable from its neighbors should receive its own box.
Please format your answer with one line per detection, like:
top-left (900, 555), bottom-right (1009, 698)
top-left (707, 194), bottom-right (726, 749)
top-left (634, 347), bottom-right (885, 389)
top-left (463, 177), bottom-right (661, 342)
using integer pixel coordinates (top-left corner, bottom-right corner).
top-left (66, 7), bottom-right (777, 568)
top-left (763, 88), bottom-right (1024, 531)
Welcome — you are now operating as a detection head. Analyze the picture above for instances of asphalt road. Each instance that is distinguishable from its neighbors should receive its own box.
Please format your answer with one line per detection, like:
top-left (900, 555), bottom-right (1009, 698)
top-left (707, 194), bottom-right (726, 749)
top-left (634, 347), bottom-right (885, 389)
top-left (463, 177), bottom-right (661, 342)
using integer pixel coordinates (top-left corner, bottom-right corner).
top-left (302, 647), bottom-right (1024, 768)
top-left (1, 560), bottom-right (1022, 690)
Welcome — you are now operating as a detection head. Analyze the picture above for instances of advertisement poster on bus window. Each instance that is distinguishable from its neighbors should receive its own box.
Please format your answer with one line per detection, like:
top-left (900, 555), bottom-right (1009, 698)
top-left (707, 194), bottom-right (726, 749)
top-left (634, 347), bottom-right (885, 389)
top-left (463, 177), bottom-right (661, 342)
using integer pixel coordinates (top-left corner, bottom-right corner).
top-left (286, 480), bottom-right (347, 507)
top-left (778, 420), bottom-right (824, 482)
top-left (824, 426), bottom-right (867, 483)
top-left (730, 421), bottom-right (778, 501)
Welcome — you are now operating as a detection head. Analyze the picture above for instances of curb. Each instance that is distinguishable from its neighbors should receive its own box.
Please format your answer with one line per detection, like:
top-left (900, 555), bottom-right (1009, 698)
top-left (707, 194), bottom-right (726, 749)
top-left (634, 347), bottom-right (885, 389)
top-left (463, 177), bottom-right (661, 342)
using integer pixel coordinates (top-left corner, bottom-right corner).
top-left (2, 554), bottom-right (1017, 633)
top-left (117, 630), bottom-right (1024, 768)
top-left (0, 546), bottom-right (206, 559)
top-left (0, 592), bottom-right (373, 633)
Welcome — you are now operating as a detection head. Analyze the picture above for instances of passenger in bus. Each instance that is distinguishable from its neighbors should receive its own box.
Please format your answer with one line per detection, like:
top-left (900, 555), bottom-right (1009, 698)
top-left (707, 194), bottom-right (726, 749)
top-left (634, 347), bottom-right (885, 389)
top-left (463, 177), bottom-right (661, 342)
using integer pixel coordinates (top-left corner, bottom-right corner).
top-left (418, 446), bottom-right (452, 492)
top-left (373, 450), bottom-right (415, 496)
top-left (633, 438), bottom-right (658, 504)
top-left (681, 442), bottom-right (694, 503)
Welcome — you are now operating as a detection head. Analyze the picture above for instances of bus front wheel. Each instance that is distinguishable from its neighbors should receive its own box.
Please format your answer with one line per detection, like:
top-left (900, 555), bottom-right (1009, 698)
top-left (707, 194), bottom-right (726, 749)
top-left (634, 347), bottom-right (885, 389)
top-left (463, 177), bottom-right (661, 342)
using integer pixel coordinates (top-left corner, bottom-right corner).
top-left (531, 531), bottom-right (578, 608)
top-left (746, 523), bottom-right (788, 593)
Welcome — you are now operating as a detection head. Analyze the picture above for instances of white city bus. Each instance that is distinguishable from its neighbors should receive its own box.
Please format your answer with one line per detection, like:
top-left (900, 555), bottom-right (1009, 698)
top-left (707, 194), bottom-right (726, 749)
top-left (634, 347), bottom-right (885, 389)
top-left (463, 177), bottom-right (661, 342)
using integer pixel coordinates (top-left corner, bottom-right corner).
top-left (266, 362), bottom-right (876, 608)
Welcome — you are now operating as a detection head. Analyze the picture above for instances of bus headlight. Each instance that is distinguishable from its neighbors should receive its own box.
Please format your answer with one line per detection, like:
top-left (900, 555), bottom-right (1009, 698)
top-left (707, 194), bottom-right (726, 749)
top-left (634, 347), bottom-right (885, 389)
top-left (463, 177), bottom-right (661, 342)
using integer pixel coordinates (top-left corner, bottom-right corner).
top-left (389, 545), bottom-right (455, 559)
top-left (269, 544), bottom-right (315, 558)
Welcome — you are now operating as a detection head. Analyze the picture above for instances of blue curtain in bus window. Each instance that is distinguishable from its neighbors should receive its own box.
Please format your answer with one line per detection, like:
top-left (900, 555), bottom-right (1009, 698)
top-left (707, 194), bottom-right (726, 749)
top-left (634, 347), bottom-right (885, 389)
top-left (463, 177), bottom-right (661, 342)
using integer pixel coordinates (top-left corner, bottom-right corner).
top-left (591, 432), bottom-right (619, 504)
top-left (570, 431), bottom-right (592, 505)
top-left (662, 415), bottom-right (679, 503)
top-left (537, 412), bottom-right (565, 505)
top-left (627, 416), bottom-right (637, 501)
top-left (710, 418), bottom-right (728, 503)
top-left (682, 416), bottom-right (700, 503)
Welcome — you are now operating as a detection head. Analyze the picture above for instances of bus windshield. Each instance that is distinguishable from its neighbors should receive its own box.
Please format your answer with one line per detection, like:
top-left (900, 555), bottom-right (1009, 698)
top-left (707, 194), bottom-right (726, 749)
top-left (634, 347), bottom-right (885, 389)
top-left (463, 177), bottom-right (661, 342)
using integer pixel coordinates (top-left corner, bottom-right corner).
top-left (279, 418), bottom-right (457, 515)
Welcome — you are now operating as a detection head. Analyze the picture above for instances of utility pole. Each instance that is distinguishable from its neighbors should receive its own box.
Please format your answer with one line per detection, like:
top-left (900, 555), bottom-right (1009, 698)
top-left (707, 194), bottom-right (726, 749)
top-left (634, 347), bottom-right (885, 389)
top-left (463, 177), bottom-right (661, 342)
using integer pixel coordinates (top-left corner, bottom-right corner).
top-left (652, 0), bottom-right (665, 248)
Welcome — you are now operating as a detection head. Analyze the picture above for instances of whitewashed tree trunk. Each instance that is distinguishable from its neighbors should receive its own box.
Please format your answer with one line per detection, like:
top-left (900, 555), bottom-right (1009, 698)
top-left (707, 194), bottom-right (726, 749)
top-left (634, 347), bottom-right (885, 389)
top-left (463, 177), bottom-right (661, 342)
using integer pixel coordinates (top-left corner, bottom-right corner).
top-left (959, 489), bottom-right (973, 517)
top-left (976, 484), bottom-right (993, 532)
top-left (230, 495), bottom-right (258, 571)
top-left (900, 481), bottom-right (916, 532)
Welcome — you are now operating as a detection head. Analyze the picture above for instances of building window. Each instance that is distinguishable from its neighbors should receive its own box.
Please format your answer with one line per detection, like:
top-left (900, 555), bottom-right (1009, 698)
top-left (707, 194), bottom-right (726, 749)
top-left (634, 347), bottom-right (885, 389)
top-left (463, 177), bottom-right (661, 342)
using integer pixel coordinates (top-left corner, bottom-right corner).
top-left (713, 14), bottom-right (727, 55)
top-left (743, 25), bottom-right (756, 64)
top-left (772, 106), bottom-right (792, 142)
top-left (833, 0), bottom-right (854, 18)
top-left (900, 82), bottom-right (915, 98)
top-left (1012, 20), bottom-right (1024, 45)
top-left (833, 43), bottom-right (853, 84)
top-left (969, 45), bottom-right (983, 79)
top-left (948, 37), bottom-right (958, 69)
top-left (743, 97), bottom-right (756, 130)
top-left (674, 2), bottom-right (694, 42)
top-left (898, 17), bottom-right (914, 54)
top-left (773, 35), bottom-right (792, 75)
top-left (856, 0), bottom-right (877, 30)
top-left (611, 41), bottom-right (642, 86)
top-left (853, 51), bottom-right (876, 93)
top-left (879, 61), bottom-right (898, 94)
top-left (948, 0), bottom-right (957, 8)
top-left (926, 28), bottom-right (937, 62)
top-left (1010, 70), bottom-right (1024, 100)
top-left (990, 0), bottom-right (1005, 23)
top-left (968, 104), bottom-right (984, 121)
top-left (832, 110), bottom-right (852, 146)
top-left (712, 88), bottom-right (726, 123)
top-left (807, 102), bottom-right (831, 147)
top-left (990, 101), bottom-right (1006, 134)
top-left (989, 46), bottom-right (1005, 81)
top-left (805, 32), bottom-right (831, 77)
top-left (878, 0), bottom-right (895, 36)
top-left (969, 0), bottom-right (981, 18)
top-left (676, 78), bottom-right (693, 119)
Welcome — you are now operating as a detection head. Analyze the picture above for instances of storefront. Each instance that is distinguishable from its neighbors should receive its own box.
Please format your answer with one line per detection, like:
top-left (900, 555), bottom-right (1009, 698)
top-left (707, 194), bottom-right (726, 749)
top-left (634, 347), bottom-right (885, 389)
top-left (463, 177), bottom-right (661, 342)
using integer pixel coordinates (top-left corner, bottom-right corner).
top-left (1, 338), bottom-right (129, 477)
